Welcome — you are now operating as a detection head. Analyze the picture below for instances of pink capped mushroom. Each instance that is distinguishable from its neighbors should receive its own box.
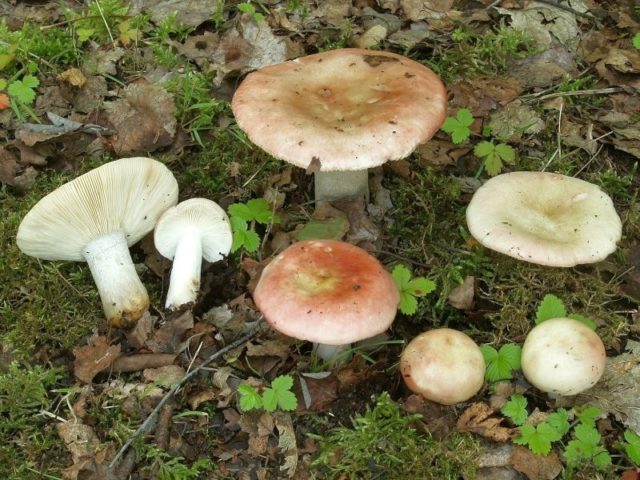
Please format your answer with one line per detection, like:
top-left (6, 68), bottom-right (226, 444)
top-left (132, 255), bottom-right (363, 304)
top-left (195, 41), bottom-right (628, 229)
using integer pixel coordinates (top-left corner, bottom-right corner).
top-left (253, 240), bottom-right (399, 363)
top-left (232, 48), bottom-right (447, 202)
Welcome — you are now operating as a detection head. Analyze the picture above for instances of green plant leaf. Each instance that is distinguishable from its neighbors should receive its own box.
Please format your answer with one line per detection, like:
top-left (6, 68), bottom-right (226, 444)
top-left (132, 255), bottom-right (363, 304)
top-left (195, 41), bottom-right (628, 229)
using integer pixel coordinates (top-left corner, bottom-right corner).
top-left (480, 343), bottom-right (521, 382)
top-left (473, 140), bottom-right (494, 158)
top-left (238, 384), bottom-right (262, 411)
top-left (501, 394), bottom-right (528, 426)
top-left (546, 408), bottom-right (570, 436)
top-left (247, 198), bottom-right (279, 224)
top-left (7, 75), bottom-right (39, 105)
top-left (573, 423), bottom-right (600, 446)
top-left (441, 108), bottom-right (473, 144)
top-left (623, 430), bottom-right (640, 465)
top-left (407, 277), bottom-right (436, 297)
top-left (494, 143), bottom-right (515, 163)
top-left (535, 294), bottom-right (566, 324)
top-left (567, 313), bottom-right (597, 330)
top-left (474, 141), bottom-right (515, 176)
top-left (575, 405), bottom-right (601, 427)
top-left (514, 422), bottom-right (561, 455)
top-left (398, 292), bottom-right (418, 315)
top-left (228, 203), bottom-right (254, 221)
top-left (262, 375), bottom-right (297, 412)
top-left (392, 265), bottom-right (412, 290)
top-left (634, 32), bottom-right (640, 50)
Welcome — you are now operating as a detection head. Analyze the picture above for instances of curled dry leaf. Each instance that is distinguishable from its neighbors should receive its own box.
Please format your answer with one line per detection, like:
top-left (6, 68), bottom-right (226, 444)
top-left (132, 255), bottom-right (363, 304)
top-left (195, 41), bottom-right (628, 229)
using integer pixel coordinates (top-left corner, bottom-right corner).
top-left (104, 82), bottom-right (177, 156)
top-left (457, 402), bottom-right (517, 443)
top-left (111, 353), bottom-right (176, 373)
top-left (72, 336), bottom-right (121, 383)
top-left (58, 68), bottom-right (87, 88)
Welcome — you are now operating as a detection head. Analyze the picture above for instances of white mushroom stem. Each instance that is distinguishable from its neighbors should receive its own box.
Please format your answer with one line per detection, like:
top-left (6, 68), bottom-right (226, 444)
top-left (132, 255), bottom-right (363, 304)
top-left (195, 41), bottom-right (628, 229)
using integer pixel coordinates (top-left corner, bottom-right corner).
top-left (312, 342), bottom-right (352, 365)
top-left (314, 170), bottom-right (369, 203)
top-left (82, 231), bottom-right (149, 325)
top-left (165, 227), bottom-right (203, 310)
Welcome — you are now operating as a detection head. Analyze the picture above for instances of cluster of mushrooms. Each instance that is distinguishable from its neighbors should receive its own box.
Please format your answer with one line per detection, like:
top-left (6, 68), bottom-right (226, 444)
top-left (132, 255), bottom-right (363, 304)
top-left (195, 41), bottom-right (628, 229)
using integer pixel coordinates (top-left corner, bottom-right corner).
top-left (17, 48), bottom-right (623, 405)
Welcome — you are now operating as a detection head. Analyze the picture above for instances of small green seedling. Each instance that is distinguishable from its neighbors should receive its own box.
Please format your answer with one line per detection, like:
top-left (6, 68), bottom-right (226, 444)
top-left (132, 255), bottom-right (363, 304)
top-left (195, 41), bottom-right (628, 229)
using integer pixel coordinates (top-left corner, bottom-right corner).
top-left (501, 394), bottom-right (528, 426)
top-left (480, 343), bottom-right (521, 383)
top-left (441, 108), bottom-right (473, 144)
top-left (513, 408), bottom-right (569, 456)
top-left (622, 430), bottom-right (640, 466)
top-left (237, 2), bottom-right (265, 22)
top-left (238, 375), bottom-right (297, 413)
top-left (473, 140), bottom-right (515, 176)
top-left (565, 423), bottom-right (611, 470)
top-left (228, 198), bottom-right (280, 253)
top-left (391, 265), bottom-right (436, 315)
top-left (6, 74), bottom-right (39, 121)
top-left (633, 33), bottom-right (640, 50)
top-left (536, 294), bottom-right (597, 330)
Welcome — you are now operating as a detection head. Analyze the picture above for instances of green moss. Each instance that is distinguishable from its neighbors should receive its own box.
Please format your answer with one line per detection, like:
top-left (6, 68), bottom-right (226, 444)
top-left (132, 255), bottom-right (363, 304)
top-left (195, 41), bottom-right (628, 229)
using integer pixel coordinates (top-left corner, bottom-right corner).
top-left (310, 392), bottom-right (480, 479)
top-left (0, 180), bottom-right (101, 354)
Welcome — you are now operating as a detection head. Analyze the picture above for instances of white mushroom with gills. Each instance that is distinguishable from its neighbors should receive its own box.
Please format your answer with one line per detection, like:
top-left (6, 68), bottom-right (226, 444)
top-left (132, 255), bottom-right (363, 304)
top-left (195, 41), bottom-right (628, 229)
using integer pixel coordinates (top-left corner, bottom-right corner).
top-left (521, 317), bottom-right (606, 396)
top-left (16, 157), bottom-right (179, 327)
top-left (400, 328), bottom-right (486, 405)
top-left (154, 198), bottom-right (232, 310)
top-left (232, 48), bottom-right (448, 202)
top-left (466, 171), bottom-right (622, 267)
top-left (252, 239), bottom-right (399, 363)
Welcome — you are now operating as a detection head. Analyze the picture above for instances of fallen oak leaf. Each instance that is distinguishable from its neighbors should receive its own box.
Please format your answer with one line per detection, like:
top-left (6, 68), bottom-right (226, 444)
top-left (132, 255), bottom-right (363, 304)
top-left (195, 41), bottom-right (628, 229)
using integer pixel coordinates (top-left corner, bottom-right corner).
top-left (457, 402), bottom-right (517, 442)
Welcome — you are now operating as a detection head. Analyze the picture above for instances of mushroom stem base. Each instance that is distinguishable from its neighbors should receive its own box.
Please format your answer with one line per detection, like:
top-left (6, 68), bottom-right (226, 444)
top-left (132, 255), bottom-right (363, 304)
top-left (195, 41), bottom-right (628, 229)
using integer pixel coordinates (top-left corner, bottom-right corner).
top-left (83, 231), bottom-right (149, 327)
top-left (314, 170), bottom-right (369, 203)
top-left (312, 342), bottom-right (352, 365)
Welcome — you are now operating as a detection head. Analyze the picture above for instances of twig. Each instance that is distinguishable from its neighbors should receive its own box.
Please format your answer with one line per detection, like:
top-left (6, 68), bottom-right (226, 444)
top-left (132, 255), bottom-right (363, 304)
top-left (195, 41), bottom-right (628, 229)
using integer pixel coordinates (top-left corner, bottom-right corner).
top-left (525, 87), bottom-right (625, 103)
top-left (93, 0), bottom-right (116, 46)
top-left (107, 326), bottom-right (259, 470)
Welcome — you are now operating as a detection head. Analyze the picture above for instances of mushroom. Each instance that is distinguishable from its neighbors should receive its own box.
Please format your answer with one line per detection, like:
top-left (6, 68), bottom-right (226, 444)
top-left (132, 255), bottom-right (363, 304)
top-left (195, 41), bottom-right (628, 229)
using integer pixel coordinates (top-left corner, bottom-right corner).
top-left (253, 239), bottom-right (399, 363)
top-left (521, 317), bottom-right (606, 396)
top-left (466, 171), bottom-right (622, 267)
top-left (16, 157), bottom-right (179, 327)
top-left (154, 198), bottom-right (232, 310)
top-left (400, 328), bottom-right (485, 405)
top-left (231, 48), bottom-right (447, 202)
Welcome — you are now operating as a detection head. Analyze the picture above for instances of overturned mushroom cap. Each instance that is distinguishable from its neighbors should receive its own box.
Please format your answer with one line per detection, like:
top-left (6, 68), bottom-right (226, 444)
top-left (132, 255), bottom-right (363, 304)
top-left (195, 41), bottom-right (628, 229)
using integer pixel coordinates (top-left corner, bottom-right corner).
top-left (232, 48), bottom-right (447, 172)
top-left (17, 157), bottom-right (179, 261)
top-left (253, 240), bottom-right (399, 345)
top-left (466, 172), bottom-right (622, 267)
top-left (154, 198), bottom-right (232, 264)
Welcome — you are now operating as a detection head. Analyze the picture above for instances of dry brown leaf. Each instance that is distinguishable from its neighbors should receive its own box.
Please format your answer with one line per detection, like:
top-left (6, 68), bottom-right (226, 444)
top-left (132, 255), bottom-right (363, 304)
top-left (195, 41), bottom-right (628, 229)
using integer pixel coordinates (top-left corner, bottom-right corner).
top-left (125, 310), bottom-right (155, 349)
top-left (448, 275), bottom-right (475, 310)
top-left (143, 365), bottom-right (186, 387)
top-left (295, 374), bottom-right (339, 413)
top-left (0, 145), bottom-right (18, 185)
top-left (448, 76), bottom-right (523, 117)
top-left (146, 310), bottom-right (194, 353)
top-left (187, 388), bottom-right (217, 410)
top-left (56, 420), bottom-right (111, 480)
top-left (275, 412), bottom-right (298, 477)
top-left (72, 336), bottom-right (121, 383)
top-left (457, 402), bottom-right (517, 442)
top-left (512, 445), bottom-right (562, 480)
top-left (58, 68), bottom-right (87, 87)
top-left (104, 81), bottom-right (176, 156)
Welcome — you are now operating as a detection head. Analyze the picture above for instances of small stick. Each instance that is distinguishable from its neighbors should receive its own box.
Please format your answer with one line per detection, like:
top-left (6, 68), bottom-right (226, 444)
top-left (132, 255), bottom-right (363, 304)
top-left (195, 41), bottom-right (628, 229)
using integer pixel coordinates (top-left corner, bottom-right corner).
top-left (155, 401), bottom-right (174, 451)
top-left (108, 326), bottom-right (259, 470)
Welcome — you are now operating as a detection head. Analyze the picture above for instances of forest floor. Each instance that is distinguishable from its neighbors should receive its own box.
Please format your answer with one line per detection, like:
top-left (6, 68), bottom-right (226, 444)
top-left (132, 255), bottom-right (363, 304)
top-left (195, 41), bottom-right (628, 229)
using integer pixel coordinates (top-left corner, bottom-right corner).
top-left (1, 0), bottom-right (639, 479)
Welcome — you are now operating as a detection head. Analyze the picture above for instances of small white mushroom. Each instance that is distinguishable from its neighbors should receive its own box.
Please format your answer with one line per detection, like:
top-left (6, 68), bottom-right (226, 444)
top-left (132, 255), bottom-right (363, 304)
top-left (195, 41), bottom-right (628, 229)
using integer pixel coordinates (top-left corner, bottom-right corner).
top-left (466, 171), bottom-right (622, 267)
top-left (16, 157), bottom-right (179, 327)
top-left (400, 328), bottom-right (486, 405)
top-left (154, 198), bottom-right (232, 310)
top-left (521, 317), bottom-right (606, 396)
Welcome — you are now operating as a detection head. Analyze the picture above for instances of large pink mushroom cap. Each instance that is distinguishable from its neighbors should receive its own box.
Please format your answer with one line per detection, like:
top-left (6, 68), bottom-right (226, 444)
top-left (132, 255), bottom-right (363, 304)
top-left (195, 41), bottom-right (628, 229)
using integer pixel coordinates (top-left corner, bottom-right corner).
top-left (253, 240), bottom-right (399, 345)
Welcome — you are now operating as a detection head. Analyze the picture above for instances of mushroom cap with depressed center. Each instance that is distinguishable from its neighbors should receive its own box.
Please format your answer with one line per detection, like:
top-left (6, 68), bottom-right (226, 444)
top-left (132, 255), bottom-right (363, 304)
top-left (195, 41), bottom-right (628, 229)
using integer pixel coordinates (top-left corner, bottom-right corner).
top-left (466, 171), bottom-right (622, 267)
top-left (154, 198), bottom-right (232, 262)
top-left (253, 240), bottom-right (399, 345)
top-left (521, 317), bottom-right (606, 396)
top-left (231, 48), bottom-right (447, 172)
top-left (17, 157), bottom-right (179, 261)
top-left (400, 328), bottom-right (485, 405)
